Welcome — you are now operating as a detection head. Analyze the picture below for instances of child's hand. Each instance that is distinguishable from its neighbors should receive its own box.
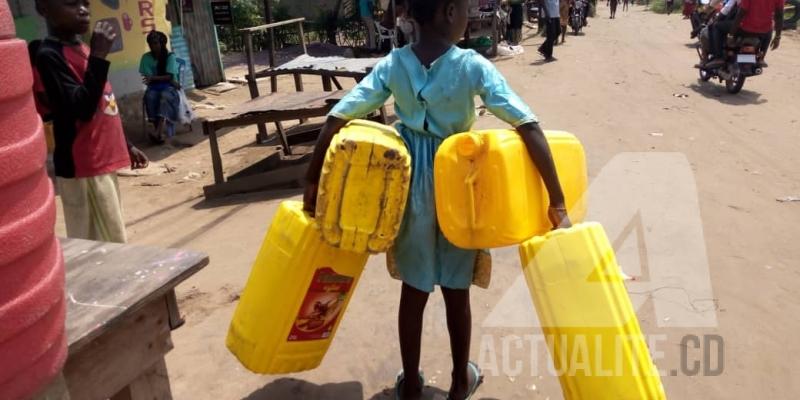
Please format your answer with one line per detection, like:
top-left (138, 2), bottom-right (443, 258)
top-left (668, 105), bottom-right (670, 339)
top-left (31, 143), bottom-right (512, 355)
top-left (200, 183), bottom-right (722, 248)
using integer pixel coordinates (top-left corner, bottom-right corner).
top-left (90, 21), bottom-right (117, 59)
top-left (129, 146), bottom-right (149, 170)
top-left (303, 182), bottom-right (319, 215)
top-left (548, 205), bottom-right (572, 230)
top-left (142, 76), bottom-right (152, 85)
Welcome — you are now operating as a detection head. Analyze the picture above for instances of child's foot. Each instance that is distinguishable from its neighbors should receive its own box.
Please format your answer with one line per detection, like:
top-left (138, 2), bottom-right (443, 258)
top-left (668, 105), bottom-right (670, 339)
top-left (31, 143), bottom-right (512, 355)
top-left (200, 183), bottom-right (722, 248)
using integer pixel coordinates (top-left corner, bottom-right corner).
top-left (447, 361), bottom-right (483, 400)
top-left (395, 369), bottom-right (424, 400)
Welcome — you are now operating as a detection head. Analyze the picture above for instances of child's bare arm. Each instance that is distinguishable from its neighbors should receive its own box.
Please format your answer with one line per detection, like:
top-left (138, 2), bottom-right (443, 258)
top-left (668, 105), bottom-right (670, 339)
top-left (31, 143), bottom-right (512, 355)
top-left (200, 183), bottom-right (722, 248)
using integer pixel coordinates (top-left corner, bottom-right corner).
top-left (516, 122), bottom-right (572, 229)
top-left (303, 116), bottom-right (349, 213)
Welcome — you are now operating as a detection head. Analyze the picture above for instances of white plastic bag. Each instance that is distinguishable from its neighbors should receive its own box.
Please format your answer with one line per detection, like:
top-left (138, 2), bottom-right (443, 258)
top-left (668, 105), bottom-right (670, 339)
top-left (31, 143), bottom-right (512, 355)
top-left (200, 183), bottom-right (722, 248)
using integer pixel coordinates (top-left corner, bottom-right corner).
top-left (177, 89), bottom-right (195, 126)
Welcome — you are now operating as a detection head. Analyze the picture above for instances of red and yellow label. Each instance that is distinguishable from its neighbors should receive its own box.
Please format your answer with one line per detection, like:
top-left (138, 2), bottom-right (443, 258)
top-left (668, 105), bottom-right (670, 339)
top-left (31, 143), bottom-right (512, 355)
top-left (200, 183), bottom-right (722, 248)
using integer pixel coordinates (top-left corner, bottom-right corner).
top-left (287, 268), bottom-right (354, 342)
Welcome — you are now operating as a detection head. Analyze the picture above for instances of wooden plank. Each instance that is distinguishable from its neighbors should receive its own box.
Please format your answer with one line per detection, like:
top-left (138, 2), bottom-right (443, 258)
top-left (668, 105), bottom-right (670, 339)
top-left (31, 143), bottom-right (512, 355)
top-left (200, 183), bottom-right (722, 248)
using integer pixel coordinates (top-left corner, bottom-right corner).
top-left (201, 91), bottom-right (347, 125)
top-left (203, 162), bottom-right (309, 199)
top-left (205, 122), bottom-right (225, 184)
top-left (62, 239), bottom-right (208, 353)
top-left (110, 359), bottom-right (172, 400)
top-left (254, 68), bottom-right (367, 80)
top-left (64, 299), bottom-right (173, 400)
top-left (240, 17), bottom-right (306, 33)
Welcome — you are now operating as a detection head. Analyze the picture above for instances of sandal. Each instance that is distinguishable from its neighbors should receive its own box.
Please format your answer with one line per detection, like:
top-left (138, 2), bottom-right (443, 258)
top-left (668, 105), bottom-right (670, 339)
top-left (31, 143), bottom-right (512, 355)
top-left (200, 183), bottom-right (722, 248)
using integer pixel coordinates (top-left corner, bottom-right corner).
top-left (394, 369), bottom-right (425, 400)
top-left (447, 361), bottom-right (484, 400)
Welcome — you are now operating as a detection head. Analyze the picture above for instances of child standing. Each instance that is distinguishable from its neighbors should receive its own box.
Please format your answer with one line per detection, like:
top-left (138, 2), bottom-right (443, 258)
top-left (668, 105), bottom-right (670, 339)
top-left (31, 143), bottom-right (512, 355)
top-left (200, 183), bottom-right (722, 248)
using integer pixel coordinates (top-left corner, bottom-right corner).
top-left (34, 0), bottom-right (148, 243)
top-left (304, 0), bottom-right (571, 398)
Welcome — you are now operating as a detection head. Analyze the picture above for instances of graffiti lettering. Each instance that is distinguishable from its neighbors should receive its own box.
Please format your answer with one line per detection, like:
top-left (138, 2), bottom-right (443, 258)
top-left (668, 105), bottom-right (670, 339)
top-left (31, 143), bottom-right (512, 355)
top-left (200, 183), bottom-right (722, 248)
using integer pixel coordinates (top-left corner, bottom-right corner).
top-left (139, 0), bottom-right (155, 33)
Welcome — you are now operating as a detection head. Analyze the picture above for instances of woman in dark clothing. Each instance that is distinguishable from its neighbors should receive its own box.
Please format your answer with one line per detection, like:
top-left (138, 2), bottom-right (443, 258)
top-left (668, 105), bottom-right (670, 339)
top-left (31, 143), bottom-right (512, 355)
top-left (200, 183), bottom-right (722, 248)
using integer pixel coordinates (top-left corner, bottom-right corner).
top-left (508, 0), bottom-right (525, 45)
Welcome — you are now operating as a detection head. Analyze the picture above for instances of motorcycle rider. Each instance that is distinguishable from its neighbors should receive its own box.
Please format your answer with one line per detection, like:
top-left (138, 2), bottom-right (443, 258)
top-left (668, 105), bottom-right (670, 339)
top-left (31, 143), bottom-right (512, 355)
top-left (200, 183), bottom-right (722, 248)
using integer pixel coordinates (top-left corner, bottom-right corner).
top-left (704, 0), bottom-right (784, 69)
top-left (698, 0), bottom-right (740, 66)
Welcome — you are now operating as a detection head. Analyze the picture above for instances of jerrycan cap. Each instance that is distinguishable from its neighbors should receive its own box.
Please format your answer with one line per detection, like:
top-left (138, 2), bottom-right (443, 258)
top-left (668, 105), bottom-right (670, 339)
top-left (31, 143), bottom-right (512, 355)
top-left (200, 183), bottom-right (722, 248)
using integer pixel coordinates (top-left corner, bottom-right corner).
top-left (456, 133), bottom-right (484, 158)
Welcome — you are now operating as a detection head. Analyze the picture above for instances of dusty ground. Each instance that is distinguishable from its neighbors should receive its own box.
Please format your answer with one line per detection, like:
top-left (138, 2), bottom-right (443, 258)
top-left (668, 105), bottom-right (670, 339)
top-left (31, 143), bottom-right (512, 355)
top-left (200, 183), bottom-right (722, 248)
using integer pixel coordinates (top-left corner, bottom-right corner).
top-left (55, 6), bottom-right (800, 400)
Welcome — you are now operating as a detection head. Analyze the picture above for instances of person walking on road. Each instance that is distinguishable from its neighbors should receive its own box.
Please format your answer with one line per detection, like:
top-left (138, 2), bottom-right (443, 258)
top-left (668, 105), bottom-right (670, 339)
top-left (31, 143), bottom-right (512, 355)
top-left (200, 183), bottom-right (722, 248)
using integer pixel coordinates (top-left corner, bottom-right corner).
top-left (666, 0), bottom-right (675, 14)
top-left (623, 0), bottom-right (630, 12)
top-left (559, 0), bottom-right (570, 43)
top-left (539, 0), bottom-right (561, 60)
top-left (611, 0), bottom-right (619, 17)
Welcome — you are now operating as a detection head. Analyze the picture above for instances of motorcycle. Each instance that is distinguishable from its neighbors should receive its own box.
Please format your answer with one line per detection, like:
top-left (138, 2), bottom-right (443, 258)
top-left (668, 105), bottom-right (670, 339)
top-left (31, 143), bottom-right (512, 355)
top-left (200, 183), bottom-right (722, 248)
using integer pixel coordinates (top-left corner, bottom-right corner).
top-left (570, 0), bottom-right (587, 35)
top-left (527, 0), bottom-right (541, 23)
top-left (697, 35), bottom-right (764, 94)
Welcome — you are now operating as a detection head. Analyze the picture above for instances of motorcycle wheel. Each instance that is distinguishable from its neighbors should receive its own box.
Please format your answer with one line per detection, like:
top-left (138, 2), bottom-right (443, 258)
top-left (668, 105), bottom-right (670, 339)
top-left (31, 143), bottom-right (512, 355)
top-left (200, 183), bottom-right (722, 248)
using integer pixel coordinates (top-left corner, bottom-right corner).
top-left (699, 68), bottom-right (712, 82)
top-left (725, 70), bottom-right (745, 94)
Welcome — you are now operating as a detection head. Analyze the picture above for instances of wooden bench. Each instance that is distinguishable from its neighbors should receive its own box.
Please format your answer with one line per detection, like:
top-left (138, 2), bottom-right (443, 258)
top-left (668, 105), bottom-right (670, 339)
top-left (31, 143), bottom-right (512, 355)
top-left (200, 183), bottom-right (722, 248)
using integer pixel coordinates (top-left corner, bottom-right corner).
top-left (199, 90), bottom-right (349, 199)
top-left (240, 18), bottom-right (387, 144)
top-left (60, 238), bottom-right (208, 400)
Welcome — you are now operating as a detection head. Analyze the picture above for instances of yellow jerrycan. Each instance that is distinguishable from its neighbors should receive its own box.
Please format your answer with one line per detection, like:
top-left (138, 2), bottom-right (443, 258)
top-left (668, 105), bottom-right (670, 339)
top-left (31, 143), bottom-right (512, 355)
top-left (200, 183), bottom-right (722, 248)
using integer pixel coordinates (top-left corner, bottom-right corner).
top-left (226, 201), bottom-right (369, 374)
top-left (518, 223), bottom-right (667, 400)
top-left (316, 119), bottom-right (411, 253)
top-left (434, 129), bottom-right (587, 249)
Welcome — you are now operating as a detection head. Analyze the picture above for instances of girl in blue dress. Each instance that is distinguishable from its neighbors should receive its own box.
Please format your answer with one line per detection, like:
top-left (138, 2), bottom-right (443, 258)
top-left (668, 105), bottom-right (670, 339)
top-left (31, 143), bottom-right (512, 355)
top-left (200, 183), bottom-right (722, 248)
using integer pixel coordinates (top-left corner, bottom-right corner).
top-left (304, 0), bottom-right (571, 398)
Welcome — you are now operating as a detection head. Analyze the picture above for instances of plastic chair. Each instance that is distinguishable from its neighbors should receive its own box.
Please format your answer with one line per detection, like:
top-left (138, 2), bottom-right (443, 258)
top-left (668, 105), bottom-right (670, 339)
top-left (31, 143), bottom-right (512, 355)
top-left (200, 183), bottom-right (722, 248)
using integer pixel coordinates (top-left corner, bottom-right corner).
top-left (142, 56), bottom-right (192, 138)
top-left (374, 20), bottom-right (397, 49)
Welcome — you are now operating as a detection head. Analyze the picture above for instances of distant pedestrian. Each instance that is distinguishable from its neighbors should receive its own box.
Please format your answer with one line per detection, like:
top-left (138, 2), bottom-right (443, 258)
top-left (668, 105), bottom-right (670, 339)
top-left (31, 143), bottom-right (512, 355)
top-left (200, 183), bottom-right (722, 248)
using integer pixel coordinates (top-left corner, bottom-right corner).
top-left (610, 0), bottom-right (618, 17)
top-left (623, 0), bottom-right (630, 11)
top-left (508, 0), bottom-right (525, 45)
top-left (666, 0), bottom-right (674, 14)
top-left (559, 0), bottom-right (570, 43)
top-left (539, 0), bottom-right (561, 60)
top-left (360, 0), bottom-right (377, 49)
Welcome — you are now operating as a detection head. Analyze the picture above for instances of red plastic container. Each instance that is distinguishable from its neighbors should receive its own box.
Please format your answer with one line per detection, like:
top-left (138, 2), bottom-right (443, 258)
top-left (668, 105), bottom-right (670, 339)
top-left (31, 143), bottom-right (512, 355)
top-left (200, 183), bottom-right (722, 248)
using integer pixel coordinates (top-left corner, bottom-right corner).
top-left (0, 1), bottom-right (68, 399)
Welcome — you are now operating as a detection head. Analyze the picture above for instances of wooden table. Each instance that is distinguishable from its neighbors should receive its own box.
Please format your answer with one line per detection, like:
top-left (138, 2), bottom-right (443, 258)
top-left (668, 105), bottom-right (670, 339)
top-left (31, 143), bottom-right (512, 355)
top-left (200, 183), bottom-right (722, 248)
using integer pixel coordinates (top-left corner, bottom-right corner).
top-left (200, 90), bottom-right (349, 199)
top-left (61, 238), bottom-right (209, 400)
top-left (240, 19), bottom-right (386, 145)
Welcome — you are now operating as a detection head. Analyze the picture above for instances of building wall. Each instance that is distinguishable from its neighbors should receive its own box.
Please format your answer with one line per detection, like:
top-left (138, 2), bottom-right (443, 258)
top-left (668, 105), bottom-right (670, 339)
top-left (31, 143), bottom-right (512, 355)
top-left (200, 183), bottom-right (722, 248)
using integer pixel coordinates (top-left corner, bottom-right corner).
top-left (182, 0), bottom-right (225, 87)
top-left (12, 0), bottom-right (172, 97)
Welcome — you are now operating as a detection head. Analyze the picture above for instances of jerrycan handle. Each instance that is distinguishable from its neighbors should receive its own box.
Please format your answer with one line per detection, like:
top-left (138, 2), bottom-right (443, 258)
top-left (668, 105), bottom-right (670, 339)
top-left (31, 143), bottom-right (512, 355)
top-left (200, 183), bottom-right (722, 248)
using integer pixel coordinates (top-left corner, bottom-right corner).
top-left (345, 119), bottom-right (400, 137)
top-left (457, 134), bottom-right (484, 230)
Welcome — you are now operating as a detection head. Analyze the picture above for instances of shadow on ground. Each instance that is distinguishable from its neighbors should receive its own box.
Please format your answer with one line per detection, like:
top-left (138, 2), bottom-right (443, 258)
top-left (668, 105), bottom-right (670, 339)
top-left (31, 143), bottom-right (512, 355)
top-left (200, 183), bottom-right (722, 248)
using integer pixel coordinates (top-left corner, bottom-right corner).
top-left (241, 378), bottom-right (503, 400)
top-left (688, 82), bottom-right (767, 105)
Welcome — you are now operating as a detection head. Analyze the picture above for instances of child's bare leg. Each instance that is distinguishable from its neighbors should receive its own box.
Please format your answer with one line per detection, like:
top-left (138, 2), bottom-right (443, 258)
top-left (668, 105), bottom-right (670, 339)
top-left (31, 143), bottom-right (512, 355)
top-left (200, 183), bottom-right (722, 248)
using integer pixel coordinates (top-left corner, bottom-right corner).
top-left (442, 286), bottom-right (472, 400)
top-left (399, 283), bottom-right (429, 399)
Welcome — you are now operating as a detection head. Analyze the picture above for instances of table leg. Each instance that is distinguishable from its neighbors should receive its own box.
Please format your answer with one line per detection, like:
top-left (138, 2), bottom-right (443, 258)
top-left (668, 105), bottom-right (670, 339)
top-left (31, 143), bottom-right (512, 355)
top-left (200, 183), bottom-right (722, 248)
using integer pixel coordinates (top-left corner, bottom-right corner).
top-left (205, 123), bottom-right (225, 184)
top-left (331, 76), bottom-right (343, 90)
top-left (294, 74), bottom-right (308, 124)
top-left (379, 105), bottom-right (388, 124)
top-left (256, 124), bottom-right (270, 144)
top-left (322, 75), bottom-right (333, 92)
top-left (110, 359), bottom-right (172, 400)
top-left (165, 290), bottom-right (184, 330)
top-left (276, 122), bottom-right (292, 156)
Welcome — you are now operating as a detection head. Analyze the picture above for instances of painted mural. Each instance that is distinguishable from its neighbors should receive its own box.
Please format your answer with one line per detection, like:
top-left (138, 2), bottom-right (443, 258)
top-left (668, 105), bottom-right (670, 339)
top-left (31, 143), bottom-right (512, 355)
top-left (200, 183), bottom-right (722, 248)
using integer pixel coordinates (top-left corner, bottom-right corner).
top-left (89, 0), bottom-right (172, 73)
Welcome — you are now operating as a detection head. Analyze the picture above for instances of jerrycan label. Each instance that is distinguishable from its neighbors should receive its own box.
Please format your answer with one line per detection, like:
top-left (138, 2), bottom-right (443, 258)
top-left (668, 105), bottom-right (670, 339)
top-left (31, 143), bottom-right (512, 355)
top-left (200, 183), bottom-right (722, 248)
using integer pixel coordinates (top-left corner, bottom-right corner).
top-left (287, 267), bottom-right (354, 341)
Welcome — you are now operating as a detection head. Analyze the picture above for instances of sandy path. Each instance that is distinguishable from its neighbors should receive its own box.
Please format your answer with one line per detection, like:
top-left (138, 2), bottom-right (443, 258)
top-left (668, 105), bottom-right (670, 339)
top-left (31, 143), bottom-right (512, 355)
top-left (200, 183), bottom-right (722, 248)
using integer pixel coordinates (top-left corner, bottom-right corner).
top-left (64, 5), bottom-right (800, 399)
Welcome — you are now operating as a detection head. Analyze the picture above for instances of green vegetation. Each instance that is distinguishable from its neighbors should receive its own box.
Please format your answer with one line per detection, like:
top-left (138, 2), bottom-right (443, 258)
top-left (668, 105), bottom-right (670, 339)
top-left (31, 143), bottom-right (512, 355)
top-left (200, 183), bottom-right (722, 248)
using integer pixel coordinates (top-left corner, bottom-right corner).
top-left (648, 0), bottom-right (686, 14)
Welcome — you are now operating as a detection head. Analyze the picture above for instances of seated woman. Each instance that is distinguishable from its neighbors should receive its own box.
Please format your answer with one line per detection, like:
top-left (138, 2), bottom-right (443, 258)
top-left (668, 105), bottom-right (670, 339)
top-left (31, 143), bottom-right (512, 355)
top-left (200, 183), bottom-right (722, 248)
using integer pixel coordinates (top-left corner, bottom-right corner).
top-left (139, 31), bottom-right (180, 144)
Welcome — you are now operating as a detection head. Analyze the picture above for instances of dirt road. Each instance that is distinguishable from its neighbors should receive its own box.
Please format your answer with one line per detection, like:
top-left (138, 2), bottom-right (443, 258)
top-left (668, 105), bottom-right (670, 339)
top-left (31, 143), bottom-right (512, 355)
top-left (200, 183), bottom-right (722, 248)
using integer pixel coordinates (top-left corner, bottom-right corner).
top-left (69, 6), bottom-right (800, 399)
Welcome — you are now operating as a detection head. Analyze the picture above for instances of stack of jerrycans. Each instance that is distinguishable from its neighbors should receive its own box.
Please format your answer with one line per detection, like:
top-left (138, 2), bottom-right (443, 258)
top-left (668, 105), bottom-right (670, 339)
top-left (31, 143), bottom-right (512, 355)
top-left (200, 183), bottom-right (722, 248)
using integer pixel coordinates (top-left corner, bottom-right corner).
top-left (434, 129), bottom-right (666, 399)
top-left (226, 120), bottom-right (410, 374)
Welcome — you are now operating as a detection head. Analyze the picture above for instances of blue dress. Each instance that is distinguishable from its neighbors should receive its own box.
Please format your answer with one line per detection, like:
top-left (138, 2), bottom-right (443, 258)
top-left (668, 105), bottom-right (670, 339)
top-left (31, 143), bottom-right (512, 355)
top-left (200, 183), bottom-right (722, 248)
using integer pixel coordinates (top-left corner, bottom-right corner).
top-left (329, 46), bottom-right (537, 293)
